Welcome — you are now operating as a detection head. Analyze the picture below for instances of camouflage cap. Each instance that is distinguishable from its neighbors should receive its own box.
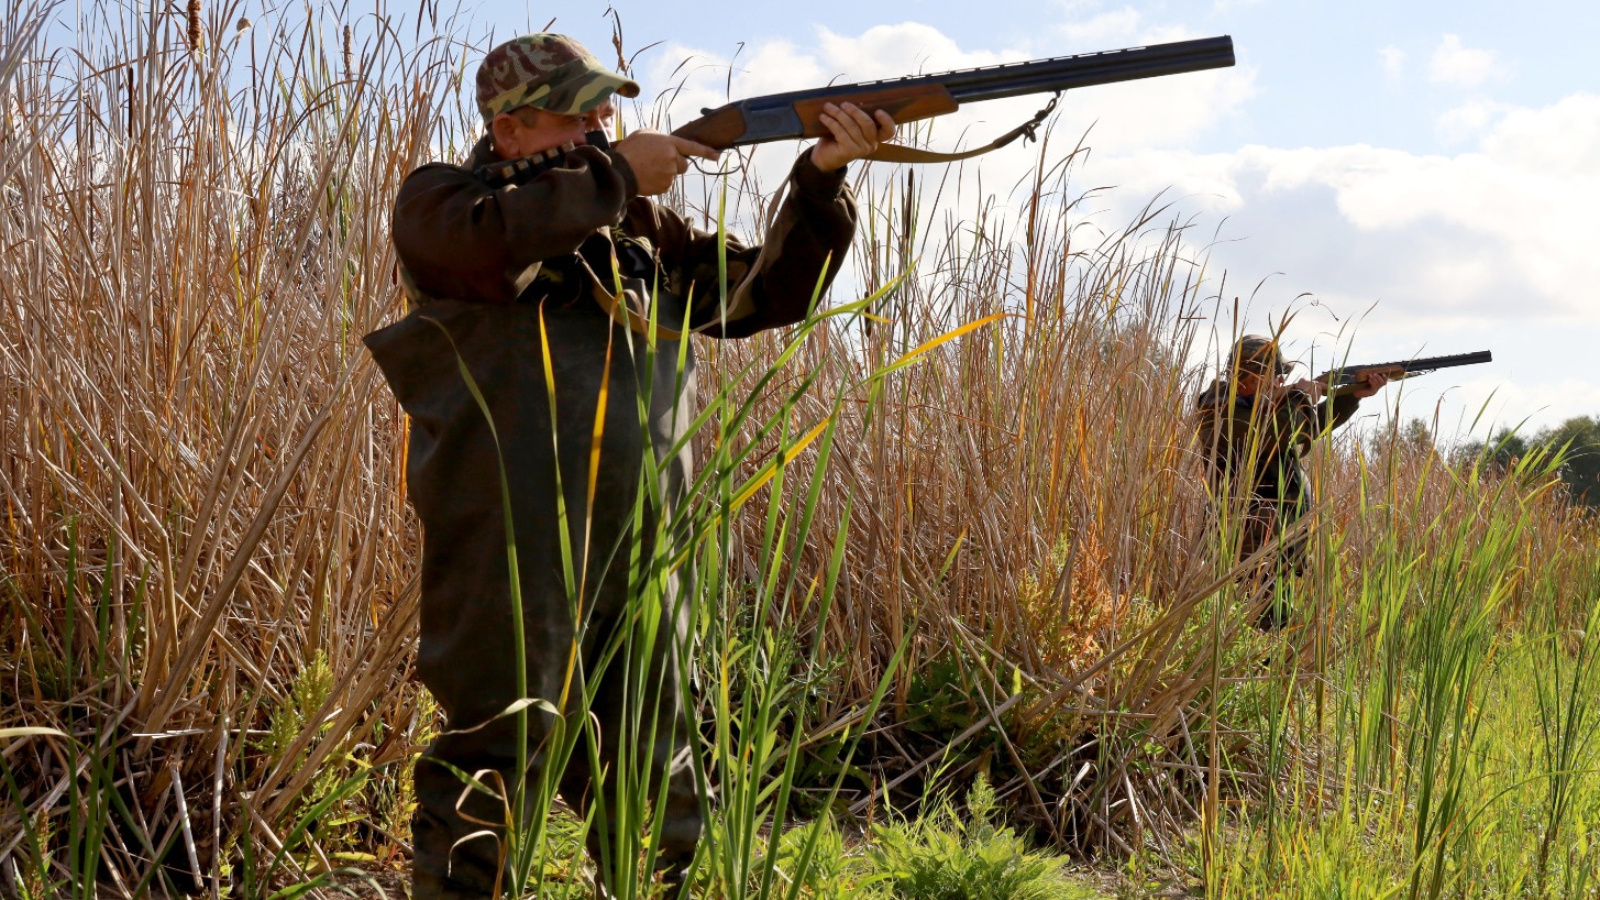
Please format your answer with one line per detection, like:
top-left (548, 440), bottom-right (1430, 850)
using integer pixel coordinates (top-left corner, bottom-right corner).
top-left (475, 34), bottom-right (640, 124)
top-left (1228, 334), bottom-right (1291, 376)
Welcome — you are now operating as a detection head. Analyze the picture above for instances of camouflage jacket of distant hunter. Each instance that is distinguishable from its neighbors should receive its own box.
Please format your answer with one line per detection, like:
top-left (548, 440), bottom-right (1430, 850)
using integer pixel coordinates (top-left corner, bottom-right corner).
top-left (1194, 379), bottom-right (1361, 511)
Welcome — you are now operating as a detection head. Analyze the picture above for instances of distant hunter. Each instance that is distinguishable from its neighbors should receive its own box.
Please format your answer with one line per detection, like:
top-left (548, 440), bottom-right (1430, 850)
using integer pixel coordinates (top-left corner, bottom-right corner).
top-left (1195, 334), bottom-right (1388, 629)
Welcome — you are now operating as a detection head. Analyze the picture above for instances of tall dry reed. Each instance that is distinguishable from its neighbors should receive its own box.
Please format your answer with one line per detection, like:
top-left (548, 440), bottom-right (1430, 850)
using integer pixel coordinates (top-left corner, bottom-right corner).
top-left (1, 0), bottom-right (466, 887)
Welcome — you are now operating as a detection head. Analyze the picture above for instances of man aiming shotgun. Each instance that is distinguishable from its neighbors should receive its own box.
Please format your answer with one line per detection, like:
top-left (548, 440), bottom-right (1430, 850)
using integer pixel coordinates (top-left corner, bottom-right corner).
top-left (363, 29), bottom-right (1232, 900)
top-left (1197, 338), bottom-right (1491, 630)
top-left (365, 32), bottom-right (888, 899)
top-left (1195, 336), bottom-right (1387, 630)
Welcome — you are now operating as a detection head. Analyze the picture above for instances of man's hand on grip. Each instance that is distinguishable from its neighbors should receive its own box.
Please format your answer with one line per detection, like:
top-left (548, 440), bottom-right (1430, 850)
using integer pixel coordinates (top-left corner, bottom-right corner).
top-left (614, 130), bottom-right (719, 196)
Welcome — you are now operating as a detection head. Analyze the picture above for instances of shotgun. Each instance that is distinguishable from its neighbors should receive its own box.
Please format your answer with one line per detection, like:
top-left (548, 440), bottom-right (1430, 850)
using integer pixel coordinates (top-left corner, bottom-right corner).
top-left (671, 35), bottom-right (1236, 163)
top-left (1316, 351), bottom-right (1494, 396)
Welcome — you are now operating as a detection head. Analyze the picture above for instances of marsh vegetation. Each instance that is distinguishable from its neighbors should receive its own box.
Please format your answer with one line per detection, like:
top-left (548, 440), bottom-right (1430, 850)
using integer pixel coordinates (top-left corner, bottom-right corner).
top-left (2, 2), bottom-right (1598, 897)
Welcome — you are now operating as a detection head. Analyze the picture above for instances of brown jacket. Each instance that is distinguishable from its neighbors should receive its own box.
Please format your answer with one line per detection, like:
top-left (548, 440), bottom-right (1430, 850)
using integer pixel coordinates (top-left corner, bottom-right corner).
top-left (1195, 379), bottom-right (1361, 513)
top-left (390, 135), bottom-right (856, 336)
top-left (363, 136), bottom-right (857, 795)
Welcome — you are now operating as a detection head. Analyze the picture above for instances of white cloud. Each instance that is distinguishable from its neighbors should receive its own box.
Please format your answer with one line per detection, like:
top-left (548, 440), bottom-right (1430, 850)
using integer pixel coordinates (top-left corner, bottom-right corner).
top-left (1379, 45), bottom-right (1405, 83)
top-left (813, 23), bottom-right (1010, 79)
top-left (1482, 94), bottom-right (1600, 176)
top-left (1427, 34), bottom-right (1505, 88)
top-left (1435, 99), bottom-right (1510, 143)
top-left (1097, 93), bottom-right (1600, 320)
top-left (1445, 377), bottom-right (1600, 437)
top-left (1089, 91), bottom-right (1600, 433)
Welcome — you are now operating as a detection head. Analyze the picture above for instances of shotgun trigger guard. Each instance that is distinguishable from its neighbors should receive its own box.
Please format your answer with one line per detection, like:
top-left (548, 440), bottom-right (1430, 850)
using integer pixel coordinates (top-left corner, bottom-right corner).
top-left (689, 148), bottom-right (747, 179)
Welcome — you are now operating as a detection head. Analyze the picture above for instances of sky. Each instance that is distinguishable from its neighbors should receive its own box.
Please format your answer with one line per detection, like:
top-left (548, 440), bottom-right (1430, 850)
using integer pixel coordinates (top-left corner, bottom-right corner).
top-left (286, 0), bottom-right (1600, 437)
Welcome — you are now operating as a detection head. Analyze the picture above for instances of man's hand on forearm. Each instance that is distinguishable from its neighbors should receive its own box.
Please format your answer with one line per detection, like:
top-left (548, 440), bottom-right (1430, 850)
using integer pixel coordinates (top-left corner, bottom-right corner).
top-left (1350, 371), bottom-right (1390, 399)
top-left (810, 103), bottom-right (896, 173)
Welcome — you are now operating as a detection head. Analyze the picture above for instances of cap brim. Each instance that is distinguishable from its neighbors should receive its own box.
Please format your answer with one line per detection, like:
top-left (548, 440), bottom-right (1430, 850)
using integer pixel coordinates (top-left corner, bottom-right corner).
top-left (538, 65), bottom-right (640, 116)
top-left (583, 71), bottom-right (641, 110)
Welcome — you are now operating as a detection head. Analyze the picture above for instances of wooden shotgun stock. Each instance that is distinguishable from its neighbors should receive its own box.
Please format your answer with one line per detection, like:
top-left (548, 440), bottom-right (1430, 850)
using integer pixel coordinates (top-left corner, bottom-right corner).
top-left (673, 84), bottom-right (959, 151)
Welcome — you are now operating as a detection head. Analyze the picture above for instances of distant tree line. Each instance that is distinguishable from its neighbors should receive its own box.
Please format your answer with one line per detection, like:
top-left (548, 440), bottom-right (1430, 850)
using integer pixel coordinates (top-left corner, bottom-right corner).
top-left (1459, 415), bottom-right (1600, 509)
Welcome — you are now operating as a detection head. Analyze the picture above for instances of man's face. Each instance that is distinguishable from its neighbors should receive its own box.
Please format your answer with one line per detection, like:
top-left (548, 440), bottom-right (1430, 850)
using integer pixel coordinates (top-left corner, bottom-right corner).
top-left (491, 100), bottom-right (615, 159)
top-left (1236, 368), bottom-right (1282, 397)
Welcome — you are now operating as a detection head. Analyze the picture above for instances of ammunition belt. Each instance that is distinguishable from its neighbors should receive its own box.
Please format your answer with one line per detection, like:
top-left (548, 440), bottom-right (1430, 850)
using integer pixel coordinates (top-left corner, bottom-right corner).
top-left (474, 130), bottom-right (613, 188)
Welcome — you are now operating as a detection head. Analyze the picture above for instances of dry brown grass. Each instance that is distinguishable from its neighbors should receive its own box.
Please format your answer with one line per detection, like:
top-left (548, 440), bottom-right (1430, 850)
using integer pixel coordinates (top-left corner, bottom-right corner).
top-left (0, 0), bottom-right (458, 885)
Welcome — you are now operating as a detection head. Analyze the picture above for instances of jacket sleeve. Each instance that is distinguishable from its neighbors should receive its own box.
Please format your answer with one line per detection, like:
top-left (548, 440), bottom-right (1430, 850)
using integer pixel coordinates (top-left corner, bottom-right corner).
top-left (1278, 389), bottom-right (1361, 456)
top-left (1318, 392), bottom-right (1363, 432)
top-left (392, 147), bottom-right (640, 305)
top-left (629, 149), bottom-right (857, 339)
top-left (1194, 400), bottom-right (1230, 481)
top-left (1292, 387), bottom-right (1356, 438)
top-left (1195, 387), bottom-right (1254, 483)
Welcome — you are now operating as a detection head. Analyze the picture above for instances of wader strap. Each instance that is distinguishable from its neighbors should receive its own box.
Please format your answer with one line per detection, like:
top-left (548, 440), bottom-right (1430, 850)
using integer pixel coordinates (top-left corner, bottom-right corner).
top-left (573, 252), bottom-right (684, 344)
top-left (864, 92), bottom-right (1060, 164)
top-left (589, 283), bottom-right (684, 343)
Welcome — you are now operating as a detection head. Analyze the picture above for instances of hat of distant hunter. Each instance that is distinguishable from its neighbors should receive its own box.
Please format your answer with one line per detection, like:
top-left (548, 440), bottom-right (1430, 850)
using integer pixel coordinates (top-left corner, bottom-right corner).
top-left (1228, 334), bottom-right (1291, 376)
top-left (475, 34), bottom-right (640, 124)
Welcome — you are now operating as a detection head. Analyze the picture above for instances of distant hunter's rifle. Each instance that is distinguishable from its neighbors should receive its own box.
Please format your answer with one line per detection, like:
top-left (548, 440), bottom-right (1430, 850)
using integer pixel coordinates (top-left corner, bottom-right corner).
top-left (671, 36), bottom-right (1236, 164)
top-left (1315, 350), bottom-right (1493, 396)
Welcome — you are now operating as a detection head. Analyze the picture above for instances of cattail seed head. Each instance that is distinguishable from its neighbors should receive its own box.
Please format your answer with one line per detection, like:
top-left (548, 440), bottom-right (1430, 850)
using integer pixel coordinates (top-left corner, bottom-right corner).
top-left (186, 0), bottom-right (202, 53)
top-left (342, 25), bottom-right (353, 81)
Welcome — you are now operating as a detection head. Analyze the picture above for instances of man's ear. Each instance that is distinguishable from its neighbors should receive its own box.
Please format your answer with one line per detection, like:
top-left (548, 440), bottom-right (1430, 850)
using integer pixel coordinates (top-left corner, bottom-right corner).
top-left (489, 114), bottom-right (518, 157)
